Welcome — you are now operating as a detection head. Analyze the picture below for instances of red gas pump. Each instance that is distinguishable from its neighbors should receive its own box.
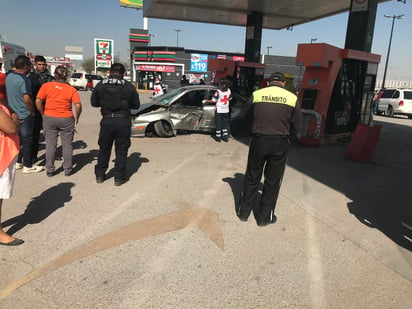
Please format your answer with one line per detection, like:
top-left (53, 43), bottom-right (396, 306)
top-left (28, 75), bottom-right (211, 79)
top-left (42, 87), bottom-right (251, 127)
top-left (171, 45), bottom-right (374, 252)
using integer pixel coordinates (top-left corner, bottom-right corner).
top-left (208, 59), bottom-right (265, 97)
top-left (296, 43), bottom-right (380, 146)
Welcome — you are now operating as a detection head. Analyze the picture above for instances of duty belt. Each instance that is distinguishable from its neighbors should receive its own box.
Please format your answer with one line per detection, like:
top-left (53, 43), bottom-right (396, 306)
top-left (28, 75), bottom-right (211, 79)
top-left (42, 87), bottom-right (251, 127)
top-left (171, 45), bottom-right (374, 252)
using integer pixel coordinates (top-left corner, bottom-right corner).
top-left (103, 113), bottom-right (130, 118)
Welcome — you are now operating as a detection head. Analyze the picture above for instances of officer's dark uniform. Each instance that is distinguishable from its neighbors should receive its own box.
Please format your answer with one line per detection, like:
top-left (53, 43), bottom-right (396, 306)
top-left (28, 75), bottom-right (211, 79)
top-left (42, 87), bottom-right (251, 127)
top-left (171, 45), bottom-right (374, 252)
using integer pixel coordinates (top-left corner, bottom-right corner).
top-left (237, 72), bottom-right (302, 226)
top-left (91, 73), bottom-right (140, 185)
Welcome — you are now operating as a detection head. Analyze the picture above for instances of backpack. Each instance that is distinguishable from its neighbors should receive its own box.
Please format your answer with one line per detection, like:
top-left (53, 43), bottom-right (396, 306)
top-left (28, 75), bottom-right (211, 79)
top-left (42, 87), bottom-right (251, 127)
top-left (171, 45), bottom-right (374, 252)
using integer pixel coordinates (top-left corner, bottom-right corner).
top-left (101, 79), bottom-right (128, 112)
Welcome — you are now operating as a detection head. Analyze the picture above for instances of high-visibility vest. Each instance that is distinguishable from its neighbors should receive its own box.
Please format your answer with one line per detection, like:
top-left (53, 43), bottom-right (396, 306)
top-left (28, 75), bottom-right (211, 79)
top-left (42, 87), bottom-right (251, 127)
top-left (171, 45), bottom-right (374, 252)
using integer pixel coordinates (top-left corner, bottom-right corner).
top-left (252, 86), bottom-right (297, 108)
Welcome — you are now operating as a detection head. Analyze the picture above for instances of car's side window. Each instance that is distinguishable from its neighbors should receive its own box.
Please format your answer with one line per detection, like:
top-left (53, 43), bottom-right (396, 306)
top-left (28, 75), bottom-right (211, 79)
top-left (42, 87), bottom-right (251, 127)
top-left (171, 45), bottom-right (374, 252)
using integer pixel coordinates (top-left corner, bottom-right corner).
top-left (381, 90), bottom-right (395, 98)
top-left (182, 90), bottom-right (207, 107)
top-left (194, 90), bottom-right (207, 106)
top-left (207, 90), bottom-right (216, 101)
top-left (180, 93), bottom-right (193, 106)
top-left (393, 91), bottom-right (400, 99)
top-left (404, 91), bottom-right (412, 100)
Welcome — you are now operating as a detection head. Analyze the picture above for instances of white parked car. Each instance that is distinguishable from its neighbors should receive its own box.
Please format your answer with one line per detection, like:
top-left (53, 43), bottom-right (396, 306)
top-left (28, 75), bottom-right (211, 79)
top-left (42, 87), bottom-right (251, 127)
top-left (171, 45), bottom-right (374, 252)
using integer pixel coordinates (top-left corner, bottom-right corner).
top-left (87, 74), bottom-right (104, 90)
top-left (378, 88), bottom-right (412, 119)
top-left (69, 73), bottom-right (104, 91)
top-left (69, 72), bottom-right (88, 90)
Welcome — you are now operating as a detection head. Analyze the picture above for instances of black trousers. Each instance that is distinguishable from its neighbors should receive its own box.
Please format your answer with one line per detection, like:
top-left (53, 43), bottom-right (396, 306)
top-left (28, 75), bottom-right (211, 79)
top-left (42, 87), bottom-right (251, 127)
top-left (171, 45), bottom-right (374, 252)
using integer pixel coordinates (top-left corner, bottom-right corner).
top-left (238, 134), bottom-right (290, 223)
top-left (95, 117), bottom-right (131, 181)
top-left (215, 112), bottom-right (230, 138)
top-left (32, 109), bottom-right (43, 161)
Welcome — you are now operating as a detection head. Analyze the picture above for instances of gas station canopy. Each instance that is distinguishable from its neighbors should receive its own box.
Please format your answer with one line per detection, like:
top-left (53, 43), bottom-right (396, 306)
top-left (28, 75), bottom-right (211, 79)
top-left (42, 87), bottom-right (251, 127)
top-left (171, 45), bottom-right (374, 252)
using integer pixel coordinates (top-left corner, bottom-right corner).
top-left (143, 0), bottom-right (389, 30)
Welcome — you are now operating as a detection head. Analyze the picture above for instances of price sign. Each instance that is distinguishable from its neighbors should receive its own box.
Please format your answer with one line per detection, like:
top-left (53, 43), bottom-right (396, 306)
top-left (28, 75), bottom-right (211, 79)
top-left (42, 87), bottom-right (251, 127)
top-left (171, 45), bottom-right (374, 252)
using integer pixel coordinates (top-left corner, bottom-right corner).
top-left (190, 54), bottom-right (208, 72)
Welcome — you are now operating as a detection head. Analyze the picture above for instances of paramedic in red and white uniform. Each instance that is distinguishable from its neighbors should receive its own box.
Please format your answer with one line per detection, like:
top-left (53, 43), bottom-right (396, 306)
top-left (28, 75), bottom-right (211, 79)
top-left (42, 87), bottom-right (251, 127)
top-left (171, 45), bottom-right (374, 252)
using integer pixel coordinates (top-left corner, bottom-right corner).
top-left (205, 78), bottom-right (232, 142)
top-left (153, 77), bottom-right (166, 98)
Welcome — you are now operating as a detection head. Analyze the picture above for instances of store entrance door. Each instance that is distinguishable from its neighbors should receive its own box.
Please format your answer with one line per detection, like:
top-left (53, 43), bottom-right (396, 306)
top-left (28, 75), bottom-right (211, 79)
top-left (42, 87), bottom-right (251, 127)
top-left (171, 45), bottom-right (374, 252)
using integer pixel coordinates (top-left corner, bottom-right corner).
top-left (137, 71), bottom-right (157, 91)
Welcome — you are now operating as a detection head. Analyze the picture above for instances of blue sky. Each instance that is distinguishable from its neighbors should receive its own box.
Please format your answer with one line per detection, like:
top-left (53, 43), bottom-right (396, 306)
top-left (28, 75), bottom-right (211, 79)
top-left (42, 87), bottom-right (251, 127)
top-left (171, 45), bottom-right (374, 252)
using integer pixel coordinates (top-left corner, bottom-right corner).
top-left (0, 0), bottom-right (410, 80)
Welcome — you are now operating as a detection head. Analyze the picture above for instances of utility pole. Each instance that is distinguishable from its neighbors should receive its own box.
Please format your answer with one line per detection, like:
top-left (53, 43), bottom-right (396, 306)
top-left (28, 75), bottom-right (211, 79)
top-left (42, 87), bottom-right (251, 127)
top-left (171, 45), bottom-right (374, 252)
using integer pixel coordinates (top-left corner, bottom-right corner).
top-left (174, 29), bottom-right (182, 48)
top-left (382, 14), bottom-right (404, 89)
top-left (266, 46), bottom-right (272, 55)
top-left (149, 34), bottom-right (157, 47)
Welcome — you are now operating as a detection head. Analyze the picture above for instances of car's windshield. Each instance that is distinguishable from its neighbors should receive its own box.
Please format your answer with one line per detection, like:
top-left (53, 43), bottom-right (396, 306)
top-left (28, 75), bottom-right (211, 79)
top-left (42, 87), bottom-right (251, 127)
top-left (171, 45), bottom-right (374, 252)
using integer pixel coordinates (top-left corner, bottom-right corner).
top-left (71, 73), bottom-right (83, 79)
top-left (152, 87), bottom-right (187, 105)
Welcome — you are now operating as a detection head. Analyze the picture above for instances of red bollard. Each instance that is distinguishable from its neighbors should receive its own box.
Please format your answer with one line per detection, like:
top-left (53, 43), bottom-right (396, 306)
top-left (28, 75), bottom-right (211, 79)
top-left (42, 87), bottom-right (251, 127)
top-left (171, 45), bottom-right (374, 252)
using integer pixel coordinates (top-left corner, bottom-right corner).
top-left (345, 124), bottom-right (382, 163)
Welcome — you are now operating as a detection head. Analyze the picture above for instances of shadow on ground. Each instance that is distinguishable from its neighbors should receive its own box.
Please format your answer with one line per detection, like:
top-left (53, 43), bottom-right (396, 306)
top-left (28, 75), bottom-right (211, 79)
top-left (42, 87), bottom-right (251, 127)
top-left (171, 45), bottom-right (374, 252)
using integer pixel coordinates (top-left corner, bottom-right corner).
top-left (3, 182), bottom-right (74, 235)
top-left (105, 152), bottom-right (149, 181)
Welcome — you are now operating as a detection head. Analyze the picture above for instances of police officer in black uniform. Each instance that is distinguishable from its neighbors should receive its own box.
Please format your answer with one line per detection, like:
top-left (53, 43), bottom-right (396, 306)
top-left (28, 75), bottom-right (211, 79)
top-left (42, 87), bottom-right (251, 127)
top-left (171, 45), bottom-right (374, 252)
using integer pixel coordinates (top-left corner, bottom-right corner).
top-left (29, 55), bottom-right (54, 162)
top-left (91, 63), bottom-right (140, 186)
top-left (237, 72), bottom-right (302, 226)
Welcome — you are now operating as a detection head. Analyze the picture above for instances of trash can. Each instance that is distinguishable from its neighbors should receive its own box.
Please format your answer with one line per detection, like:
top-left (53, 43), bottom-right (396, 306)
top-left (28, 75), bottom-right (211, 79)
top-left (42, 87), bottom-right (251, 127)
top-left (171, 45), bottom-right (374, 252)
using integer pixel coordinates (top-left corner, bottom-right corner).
top-left (345, 124), bottom-right (382, 163)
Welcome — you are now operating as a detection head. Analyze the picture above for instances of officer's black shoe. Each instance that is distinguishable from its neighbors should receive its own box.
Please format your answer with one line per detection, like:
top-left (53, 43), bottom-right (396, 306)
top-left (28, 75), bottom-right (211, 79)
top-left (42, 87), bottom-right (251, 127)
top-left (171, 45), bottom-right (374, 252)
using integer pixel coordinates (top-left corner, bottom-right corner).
top-left (114, 178), bottom-right (125, 186)
top-left (237, 214), bottom-right (249, 222)
top-left (96, 176), bottom-right (105, 184)
top-left (222, 136), bottom-right (229, 142)
top-left (214, 136), bottom-right (221, 142)
top-left (237, 209), bottom-right (249, 222)
top-left (257, 215), bottom-right (277, 227)
top-left (47, 171), bottom-right (54, 177)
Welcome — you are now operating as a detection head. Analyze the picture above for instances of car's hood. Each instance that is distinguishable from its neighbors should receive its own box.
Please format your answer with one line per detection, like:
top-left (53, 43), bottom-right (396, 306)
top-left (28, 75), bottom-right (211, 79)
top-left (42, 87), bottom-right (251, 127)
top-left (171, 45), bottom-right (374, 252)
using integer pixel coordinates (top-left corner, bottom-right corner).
top-left (131, 102), bottom-right (153, 115)
top-left (137, 102), bottom-right (155, 112)
top-left (131, 102), bottom-right (166, 116)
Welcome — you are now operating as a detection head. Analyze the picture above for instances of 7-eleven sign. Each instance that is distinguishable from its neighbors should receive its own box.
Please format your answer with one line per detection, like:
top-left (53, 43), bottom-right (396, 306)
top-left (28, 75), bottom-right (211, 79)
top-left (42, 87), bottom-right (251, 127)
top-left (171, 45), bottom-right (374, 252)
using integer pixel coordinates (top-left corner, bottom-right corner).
top-left (96, 40), bottom-right (112, 54)
top-left (94, 38), bottom-right (114, 69)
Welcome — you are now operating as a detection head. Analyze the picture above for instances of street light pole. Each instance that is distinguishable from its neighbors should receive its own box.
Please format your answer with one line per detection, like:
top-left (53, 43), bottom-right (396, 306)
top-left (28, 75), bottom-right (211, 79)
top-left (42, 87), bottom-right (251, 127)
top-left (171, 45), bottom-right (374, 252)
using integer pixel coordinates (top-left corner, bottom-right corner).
top-left (381, 14), bottom-right (404, 89)
top-left (149, 34), bottom-right (157, 47)
top-left (174, 29), bottom-right (182, 47)
top-left (266, 46), bottom-right (272, 55)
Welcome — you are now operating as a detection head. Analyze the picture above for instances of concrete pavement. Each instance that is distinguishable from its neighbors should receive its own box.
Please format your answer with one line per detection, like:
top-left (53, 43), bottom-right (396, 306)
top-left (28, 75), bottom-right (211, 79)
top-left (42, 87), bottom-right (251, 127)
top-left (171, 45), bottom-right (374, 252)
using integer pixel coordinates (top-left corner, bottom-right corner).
top-left (0, 91), bottom-right (411, 308)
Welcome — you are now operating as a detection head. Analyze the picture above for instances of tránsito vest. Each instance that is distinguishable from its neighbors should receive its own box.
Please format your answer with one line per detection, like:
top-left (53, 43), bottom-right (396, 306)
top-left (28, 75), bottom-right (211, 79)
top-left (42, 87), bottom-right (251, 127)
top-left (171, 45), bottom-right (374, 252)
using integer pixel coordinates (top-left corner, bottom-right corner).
top-left (252, 86), bottom-right (297, 108)
top-left (251, 85), bottom-right (298, 136)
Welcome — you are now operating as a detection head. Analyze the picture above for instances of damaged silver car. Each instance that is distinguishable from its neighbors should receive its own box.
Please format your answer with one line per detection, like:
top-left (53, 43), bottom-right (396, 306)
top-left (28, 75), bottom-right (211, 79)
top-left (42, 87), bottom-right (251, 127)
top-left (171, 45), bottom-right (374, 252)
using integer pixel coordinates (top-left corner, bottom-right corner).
top-left (131, 85), bottom-right (248, 137)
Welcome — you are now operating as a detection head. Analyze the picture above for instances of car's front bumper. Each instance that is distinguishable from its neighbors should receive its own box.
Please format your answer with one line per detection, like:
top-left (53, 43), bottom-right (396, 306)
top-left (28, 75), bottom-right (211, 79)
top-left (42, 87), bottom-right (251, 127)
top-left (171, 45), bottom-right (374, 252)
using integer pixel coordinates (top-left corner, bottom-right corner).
top-left (131, 119), bottom-right (150, 137)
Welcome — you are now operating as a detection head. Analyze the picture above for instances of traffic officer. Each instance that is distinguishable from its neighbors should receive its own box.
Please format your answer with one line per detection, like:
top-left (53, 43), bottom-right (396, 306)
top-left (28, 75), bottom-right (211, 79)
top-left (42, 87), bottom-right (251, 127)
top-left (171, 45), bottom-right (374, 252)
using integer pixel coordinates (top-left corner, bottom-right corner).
top-left (91, 63), bottom-right (140, 186)
top-left (237, 72), bottom-right (302, 226)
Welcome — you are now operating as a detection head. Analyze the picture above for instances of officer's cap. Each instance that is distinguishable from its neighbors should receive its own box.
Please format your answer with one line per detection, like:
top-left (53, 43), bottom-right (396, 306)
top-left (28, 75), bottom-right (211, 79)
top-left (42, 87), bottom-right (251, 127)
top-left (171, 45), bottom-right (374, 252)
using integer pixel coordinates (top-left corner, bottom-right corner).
top-left (269, 72), bottom-right (285, 82)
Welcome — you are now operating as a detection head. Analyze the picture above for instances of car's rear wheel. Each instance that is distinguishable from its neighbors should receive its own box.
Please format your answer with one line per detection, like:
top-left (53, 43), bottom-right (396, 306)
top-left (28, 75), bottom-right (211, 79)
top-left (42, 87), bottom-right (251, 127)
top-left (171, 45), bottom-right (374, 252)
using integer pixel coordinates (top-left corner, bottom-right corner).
top-left (154, 120), bottom-right (174, 137)
top-left (387, 106), bottom-right (394, 117)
